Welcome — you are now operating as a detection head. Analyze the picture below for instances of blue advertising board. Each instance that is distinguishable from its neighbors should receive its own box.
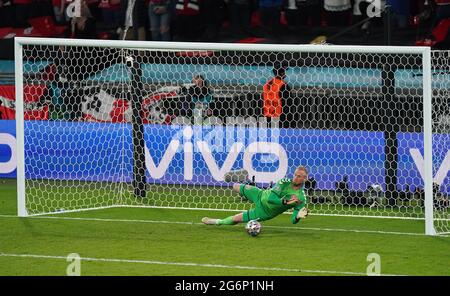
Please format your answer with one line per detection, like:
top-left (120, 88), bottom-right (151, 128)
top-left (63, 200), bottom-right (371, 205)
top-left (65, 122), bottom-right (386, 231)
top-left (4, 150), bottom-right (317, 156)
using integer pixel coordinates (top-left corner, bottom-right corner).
top-left (1, 120), bottom-right (449, 193)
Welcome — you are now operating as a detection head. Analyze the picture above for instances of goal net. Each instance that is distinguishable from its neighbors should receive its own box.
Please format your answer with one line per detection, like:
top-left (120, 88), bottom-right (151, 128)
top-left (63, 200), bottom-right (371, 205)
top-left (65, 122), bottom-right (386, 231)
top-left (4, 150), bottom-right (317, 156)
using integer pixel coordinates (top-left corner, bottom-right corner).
top-left (14, 38), bottom-right (449, 235)
top-left (432, 51), bottom-right (450, 235)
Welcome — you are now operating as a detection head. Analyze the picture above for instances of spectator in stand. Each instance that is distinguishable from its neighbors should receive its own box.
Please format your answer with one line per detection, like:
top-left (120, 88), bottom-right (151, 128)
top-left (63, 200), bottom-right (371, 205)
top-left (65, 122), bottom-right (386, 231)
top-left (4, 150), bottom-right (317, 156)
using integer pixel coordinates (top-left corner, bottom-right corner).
top-left (70, 0), bottom-right (97, 38)
top-left (199, 0), bottom-right (224, 41)
top-left (0, 1), bottom-right (14, 28)
top-left (119, 0), bottom-right (147, 40)
top-left (284, 0), bottom-right (321, 30)
top-left (52, 0), bottom-right (66, 23)
top-left (31, 0), bottom-right (58, 21)
top-left (352, 0), bottom-right (368, 26)
top-left (13, 0), bottom-right (33, 27)
top-left (227, 0), bottom-right (252, 36)
top-left (262, 62), bottom-right (292, 128)
top-left (259, 0), bottom-right (282, 35)
top-left (284, 0), bottom-right (299, 30)
top-left (324, 0), bottom-right (351, 26)
top-left (174, 0), bottom-right (202, 41)
top-left (181, 74), bottom-right (213, 124)
top-left (386, 0), bottom-right (410, 29)
top-left (148, 0), bottom-right (171, 41)
top-left (354, 1), bottom-right (409, 31)
top-left (434, 0), bottom-right (450, 27)
top-left (99, 0), bottom-right (121, 29)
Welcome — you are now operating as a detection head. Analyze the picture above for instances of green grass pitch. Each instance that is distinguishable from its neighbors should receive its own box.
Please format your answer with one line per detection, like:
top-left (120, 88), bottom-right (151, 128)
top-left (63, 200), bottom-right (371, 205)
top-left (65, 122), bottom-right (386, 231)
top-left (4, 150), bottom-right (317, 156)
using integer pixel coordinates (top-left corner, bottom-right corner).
top-left (0, 178), bottom-right (449, 276)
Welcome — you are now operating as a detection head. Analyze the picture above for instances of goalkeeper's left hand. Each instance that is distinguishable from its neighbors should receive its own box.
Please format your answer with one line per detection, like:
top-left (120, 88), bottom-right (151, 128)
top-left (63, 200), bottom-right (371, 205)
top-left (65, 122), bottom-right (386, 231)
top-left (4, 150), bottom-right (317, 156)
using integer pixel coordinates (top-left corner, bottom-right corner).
top-left (296, 207), bottom-right (309, 219)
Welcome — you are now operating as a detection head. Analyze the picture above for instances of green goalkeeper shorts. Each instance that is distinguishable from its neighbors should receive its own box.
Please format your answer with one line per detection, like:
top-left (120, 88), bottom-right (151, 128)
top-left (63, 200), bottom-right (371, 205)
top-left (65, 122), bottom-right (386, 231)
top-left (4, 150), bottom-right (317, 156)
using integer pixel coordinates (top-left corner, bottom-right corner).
top-left (239, 184), bottom-right (272, 222)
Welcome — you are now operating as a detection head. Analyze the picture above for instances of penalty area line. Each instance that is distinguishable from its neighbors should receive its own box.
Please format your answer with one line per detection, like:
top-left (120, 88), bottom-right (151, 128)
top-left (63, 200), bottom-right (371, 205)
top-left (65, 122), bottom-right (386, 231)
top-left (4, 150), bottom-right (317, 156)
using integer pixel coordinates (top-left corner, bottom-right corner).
top-left (0, 252), bottom-right (404, 276)
top-left (0, 214), bottom-right (434, 237)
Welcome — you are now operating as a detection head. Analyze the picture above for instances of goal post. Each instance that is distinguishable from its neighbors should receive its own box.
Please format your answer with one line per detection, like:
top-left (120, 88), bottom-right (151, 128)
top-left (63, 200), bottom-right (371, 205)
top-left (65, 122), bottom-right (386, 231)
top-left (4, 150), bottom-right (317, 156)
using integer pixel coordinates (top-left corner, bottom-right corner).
top-left (13, 37), bottom-right (448, 235)
top-left (15, 38), bottom-right (26, 217)
top-left (431, 50), bottom-right (450, 235)
top-left (422, 47), bottom-right (435, 236)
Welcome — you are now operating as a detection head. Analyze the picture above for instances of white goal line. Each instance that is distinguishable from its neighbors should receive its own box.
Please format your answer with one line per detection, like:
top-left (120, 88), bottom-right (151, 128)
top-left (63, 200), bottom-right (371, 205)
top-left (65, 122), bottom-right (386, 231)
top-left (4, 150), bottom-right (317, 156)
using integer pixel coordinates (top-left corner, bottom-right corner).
top-left (0, 252), bottom-right (406, 276)
top-left (21, 204), bottom-right (433, 221)
top-left (0, 214), bottom-right (444, 237)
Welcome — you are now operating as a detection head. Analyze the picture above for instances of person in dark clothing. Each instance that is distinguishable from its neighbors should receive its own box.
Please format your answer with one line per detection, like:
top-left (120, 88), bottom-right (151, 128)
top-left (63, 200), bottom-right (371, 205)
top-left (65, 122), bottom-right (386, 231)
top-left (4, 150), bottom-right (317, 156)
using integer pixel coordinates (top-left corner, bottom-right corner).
top-left (119, 0), bottom-right (147, 40)
top-left (228, 0), bottom-right (252, 36)
top-left (324, 0), bottom-right (351, 26)
top-left (70, 0), bottom-right (97, 39)
top-left (174, 0), bottom-right (203, 41)
top-left (284, 0), bottom-right (321, 30)
top-left (148, 0), bottom-right (172, 41)
top-left (259, 0), bottom-right (282, 35)
top-left (180, 74), bottom-right (213, 123)
top-left (199, 0), bottom-right (224, 41)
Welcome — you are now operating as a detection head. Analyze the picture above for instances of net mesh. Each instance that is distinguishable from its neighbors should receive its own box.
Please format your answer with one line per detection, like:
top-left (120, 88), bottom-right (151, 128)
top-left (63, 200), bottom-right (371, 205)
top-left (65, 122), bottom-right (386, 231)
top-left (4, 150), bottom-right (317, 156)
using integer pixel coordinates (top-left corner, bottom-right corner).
top-left (17, 42), bottom-right (450, 233)
top-left (432, 50), bottom-right (450, 234)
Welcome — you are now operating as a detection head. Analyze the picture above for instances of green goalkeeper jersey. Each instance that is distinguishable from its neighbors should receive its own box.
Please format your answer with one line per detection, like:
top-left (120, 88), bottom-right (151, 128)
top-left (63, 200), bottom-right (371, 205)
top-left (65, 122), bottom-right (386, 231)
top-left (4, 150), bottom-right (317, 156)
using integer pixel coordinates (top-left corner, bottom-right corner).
top-left (260, 178), bottom-right (307, 224)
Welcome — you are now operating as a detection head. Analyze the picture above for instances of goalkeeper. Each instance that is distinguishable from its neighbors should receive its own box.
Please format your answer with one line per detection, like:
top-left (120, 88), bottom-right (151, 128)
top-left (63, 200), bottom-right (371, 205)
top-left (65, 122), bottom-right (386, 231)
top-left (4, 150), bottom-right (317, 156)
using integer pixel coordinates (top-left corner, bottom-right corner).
top-left (202, 166), bottom-right (309, 226)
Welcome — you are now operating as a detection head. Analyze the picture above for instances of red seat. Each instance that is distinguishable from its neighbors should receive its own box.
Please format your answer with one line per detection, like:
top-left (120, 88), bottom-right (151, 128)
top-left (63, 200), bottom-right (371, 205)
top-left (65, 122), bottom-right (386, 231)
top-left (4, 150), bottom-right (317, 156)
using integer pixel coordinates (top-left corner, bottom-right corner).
top-left (250, 11), bottom-right (261, 27)
top-left (432, 18), bottom-right (450, 43)
top-left (0, 27), bottom-right (13, 39)
top-left (415, 18), bottom-right (450, 47)
top-left (27, 16), bottom-right (66, 37)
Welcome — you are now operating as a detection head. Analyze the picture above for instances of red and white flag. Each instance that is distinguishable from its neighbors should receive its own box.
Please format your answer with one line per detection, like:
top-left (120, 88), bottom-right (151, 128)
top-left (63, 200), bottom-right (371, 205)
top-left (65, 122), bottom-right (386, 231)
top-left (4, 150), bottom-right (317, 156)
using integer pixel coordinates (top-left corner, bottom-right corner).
top-left (0, 85), bottom-right (49, 120)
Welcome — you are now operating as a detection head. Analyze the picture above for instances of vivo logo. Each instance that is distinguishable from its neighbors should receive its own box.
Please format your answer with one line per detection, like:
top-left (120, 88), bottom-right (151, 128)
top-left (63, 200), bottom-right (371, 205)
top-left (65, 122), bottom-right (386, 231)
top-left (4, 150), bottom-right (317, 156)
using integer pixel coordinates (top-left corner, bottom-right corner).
top-left (144, 126), bottom-right (288, 183)
top-left (0, 133), bottom-right (16, 174)
top-left (409, 148), bottom-right (450, 186)
top-left (0, 130), bottom-right (449, 190)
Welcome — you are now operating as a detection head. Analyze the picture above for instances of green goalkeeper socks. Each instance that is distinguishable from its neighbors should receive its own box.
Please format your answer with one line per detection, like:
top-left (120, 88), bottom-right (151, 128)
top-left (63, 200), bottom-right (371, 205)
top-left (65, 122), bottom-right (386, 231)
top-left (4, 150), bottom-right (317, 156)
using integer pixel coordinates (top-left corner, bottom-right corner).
top-left (217, 216), bottom-right (236, 225)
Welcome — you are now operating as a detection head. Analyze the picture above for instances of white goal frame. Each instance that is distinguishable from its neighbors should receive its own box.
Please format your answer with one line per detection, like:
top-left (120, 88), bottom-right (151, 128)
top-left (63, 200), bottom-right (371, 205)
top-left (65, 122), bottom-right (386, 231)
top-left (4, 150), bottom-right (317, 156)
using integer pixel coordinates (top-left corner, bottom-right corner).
top-left (14, 37), bottom-right (436, 235)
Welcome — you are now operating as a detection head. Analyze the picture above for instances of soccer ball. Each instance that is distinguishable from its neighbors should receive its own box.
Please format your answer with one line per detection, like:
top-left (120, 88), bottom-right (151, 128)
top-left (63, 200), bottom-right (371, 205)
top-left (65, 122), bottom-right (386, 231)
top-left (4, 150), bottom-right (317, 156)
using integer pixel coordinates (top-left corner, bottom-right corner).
top-left (245, 220), bottom-right (261, 237)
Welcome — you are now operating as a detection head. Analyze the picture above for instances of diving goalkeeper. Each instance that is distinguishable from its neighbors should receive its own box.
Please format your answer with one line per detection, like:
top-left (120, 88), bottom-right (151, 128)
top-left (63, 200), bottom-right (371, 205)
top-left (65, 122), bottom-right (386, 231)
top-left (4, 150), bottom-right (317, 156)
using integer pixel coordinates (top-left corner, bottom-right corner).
top-left (202, 166), bottom-right (309, 226)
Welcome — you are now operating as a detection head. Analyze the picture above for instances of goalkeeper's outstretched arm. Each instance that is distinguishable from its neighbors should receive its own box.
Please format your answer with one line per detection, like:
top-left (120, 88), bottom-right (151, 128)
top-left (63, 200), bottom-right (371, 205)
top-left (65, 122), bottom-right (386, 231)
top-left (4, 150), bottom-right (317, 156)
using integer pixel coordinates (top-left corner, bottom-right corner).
top-left (291, 203), bottom-right (308, 224)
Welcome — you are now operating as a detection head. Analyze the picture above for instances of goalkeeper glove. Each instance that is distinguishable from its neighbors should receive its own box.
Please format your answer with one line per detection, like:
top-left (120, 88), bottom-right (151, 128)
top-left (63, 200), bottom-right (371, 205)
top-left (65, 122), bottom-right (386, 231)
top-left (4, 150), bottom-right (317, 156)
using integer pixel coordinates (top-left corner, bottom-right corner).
top-left (296, 207), bottom-right (309, 219)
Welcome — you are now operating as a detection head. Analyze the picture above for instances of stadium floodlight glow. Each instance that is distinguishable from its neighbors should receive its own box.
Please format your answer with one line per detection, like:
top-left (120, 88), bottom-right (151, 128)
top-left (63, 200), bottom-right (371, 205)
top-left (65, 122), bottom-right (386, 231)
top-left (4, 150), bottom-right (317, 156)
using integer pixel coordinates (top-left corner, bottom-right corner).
top-left (14, 37), bottom-right (449, 235)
